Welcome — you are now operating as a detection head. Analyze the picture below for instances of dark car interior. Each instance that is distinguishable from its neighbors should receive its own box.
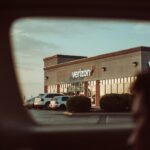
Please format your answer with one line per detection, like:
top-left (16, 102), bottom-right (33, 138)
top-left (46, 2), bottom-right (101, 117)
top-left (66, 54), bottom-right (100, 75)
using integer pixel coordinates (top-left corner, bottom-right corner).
top-left (1, 0), bottom-right (150, 149)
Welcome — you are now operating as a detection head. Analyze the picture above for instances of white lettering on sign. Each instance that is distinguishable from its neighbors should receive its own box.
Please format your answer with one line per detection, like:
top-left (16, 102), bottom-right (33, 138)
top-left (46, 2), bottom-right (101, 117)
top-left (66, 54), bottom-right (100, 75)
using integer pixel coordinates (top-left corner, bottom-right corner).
top-left (72, 69), bottom-right (92, 79)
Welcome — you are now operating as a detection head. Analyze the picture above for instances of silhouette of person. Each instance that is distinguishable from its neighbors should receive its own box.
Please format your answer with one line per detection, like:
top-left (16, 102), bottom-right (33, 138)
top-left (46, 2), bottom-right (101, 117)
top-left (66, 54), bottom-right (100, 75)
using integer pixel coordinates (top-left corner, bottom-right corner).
top-left (128, 69), bottom-right (150, 150)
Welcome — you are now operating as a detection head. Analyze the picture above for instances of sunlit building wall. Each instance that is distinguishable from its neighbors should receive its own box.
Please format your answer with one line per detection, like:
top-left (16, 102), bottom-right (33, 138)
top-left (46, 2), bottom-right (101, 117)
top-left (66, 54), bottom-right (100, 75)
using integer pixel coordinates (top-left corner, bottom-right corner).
top-left (44, 46), bottom-right (150, 106)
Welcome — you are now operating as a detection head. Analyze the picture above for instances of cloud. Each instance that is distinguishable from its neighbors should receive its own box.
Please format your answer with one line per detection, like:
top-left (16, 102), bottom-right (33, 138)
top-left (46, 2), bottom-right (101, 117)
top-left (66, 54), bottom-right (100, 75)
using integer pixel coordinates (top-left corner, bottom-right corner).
top-left (20, 82), bottom-right (43, 99)
top-left (11, 18), bottom-right (115, 59)
top-left (12, 32), bottom-right (61, 52)
top-left (12, 19), bottom-right (80, 36)
top-left (135, 23), bottom-right (150, 33)
top-left (11, 18), bottom-right (120, 99)
top-left (12, 18), bottom-right (114, 38)
top-left (15, 62), bottom-right (39, 71)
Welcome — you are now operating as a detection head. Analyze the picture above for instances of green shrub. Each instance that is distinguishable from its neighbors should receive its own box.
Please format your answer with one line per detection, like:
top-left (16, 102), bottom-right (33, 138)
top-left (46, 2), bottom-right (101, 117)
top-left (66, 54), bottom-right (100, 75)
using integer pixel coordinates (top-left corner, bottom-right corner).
top-left (66, 96), bottom-right (91, 112)
top-left (100, 93), bottom-right (133, 112)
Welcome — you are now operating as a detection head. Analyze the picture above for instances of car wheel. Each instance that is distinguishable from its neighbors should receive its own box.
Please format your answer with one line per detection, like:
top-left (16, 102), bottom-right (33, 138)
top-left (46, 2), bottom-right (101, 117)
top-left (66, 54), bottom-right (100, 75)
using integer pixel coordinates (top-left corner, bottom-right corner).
top-left (59, 105), bottom-right (66, 111)
top-left (45, 102), bottom-right (50, 110)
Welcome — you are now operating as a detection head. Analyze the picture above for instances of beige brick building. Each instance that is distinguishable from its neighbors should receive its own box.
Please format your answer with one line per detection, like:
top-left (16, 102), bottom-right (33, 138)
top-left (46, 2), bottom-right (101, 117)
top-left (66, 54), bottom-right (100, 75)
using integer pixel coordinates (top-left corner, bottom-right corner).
top-left (43, 46), bottom-right (150, 106)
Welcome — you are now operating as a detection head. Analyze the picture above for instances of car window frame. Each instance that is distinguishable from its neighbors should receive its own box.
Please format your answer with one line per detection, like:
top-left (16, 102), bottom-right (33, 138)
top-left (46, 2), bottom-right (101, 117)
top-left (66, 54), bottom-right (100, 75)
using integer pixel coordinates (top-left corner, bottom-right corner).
top-left (62, 97), bottom-right (69, 101)
top-left (1, 1), bottom-right (149, 149)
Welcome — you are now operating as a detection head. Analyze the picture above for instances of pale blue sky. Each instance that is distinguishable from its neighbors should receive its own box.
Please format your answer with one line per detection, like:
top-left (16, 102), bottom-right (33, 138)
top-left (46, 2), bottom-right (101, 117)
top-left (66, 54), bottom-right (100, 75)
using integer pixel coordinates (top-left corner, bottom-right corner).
top-left (11, 18), bottom-right (150, 99)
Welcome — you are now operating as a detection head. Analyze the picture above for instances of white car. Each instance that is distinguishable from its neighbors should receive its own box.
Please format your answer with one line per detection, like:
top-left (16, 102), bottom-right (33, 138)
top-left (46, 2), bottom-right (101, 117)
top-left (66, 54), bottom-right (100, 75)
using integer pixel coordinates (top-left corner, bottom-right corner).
top-left (34, 93), bottom-right (64, 109)
top-left (49, 96), bottom-right (70, 110)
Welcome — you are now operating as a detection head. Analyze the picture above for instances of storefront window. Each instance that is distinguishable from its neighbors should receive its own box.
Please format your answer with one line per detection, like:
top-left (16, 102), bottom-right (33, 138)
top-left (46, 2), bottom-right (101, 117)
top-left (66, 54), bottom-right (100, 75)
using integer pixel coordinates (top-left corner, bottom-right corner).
top-left (124, 77), bottom-right (127, 83)
top-left (87, 80), bottom-right (96, 105)
top-left (112, 80), bottom-right (117, 93)
top-left (128, 77), bottom-right (131, 83)
top-left (106, 79), bottom-right (111, 94)
top-left (131, 76), bottom-right (135, 82)
top-left (100, 80), bottom-right (106, 96)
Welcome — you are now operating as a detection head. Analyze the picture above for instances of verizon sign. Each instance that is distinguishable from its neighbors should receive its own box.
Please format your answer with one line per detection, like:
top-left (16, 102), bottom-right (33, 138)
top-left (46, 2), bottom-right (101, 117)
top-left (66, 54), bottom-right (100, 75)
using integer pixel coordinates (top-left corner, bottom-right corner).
top-left (72, 69), bottom-right (92, 79)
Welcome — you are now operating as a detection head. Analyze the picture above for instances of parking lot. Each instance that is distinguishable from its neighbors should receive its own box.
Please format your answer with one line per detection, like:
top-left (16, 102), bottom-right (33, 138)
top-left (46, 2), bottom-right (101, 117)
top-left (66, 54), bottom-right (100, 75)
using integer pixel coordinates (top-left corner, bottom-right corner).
top-left (28, 109), bottom-right (134, 127)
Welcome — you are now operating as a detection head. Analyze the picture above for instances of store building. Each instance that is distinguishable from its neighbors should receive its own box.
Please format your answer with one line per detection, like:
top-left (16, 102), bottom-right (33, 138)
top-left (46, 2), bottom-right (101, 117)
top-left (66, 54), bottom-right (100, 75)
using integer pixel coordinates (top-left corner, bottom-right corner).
top-left (43, 46), bottom-right (150, 106)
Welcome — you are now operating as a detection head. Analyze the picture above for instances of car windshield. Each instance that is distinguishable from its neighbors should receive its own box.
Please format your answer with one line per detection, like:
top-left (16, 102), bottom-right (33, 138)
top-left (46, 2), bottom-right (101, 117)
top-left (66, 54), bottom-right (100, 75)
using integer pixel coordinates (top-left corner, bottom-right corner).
top-left (37, 94), bottom-right (44, 98)
top-left (11, 18), bottom-right (150, 126)
top-left (52, 97), bottom-right (58, 101)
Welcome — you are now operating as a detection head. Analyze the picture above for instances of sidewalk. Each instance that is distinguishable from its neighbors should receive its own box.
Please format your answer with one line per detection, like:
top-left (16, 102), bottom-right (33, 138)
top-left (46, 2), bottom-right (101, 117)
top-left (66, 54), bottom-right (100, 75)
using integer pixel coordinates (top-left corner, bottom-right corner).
top-left (63, 105), bottom-right (131, 116)
top-left (91, 106), bottom-right (100, 111)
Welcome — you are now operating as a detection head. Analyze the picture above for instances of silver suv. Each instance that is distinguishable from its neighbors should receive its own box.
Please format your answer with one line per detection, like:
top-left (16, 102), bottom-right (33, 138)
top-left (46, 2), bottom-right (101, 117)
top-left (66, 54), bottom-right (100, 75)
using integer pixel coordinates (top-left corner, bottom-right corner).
top-left (34, 93), bottom-right (64, 109)
top-left (49, 96), bottom-right (70, 110)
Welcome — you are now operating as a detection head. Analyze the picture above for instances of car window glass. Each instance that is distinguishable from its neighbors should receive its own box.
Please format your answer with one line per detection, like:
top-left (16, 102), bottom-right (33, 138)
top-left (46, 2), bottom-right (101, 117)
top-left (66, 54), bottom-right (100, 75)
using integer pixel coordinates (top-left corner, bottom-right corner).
top-left (53, 97), bottom-right (58, 101)
top-left (45, 95), bottom-right (49, 98)
top-left (38, 94), bottom-right (44, 98)
top-left (11, 18), bottom-right (150, 126)
top-left (62, 97), bottom-right (69, 101)
top-left (46, 94), bottom-right (52, 98)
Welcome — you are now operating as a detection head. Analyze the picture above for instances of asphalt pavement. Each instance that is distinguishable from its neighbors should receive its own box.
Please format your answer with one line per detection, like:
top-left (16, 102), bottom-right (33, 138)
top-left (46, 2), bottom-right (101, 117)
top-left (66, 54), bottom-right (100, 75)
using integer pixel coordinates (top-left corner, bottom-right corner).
top-left (28, 109), bottom-right (134, 127)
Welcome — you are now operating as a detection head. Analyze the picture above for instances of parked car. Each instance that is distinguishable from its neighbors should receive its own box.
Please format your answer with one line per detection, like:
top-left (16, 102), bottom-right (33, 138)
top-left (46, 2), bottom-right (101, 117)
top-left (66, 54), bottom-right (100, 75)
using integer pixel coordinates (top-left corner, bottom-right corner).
top-left (24, 97), bottom-right (36, 109)
top-left (34, 93), bottom-right (64, 109)
top-left (49, 96), bottom-right (70, 110)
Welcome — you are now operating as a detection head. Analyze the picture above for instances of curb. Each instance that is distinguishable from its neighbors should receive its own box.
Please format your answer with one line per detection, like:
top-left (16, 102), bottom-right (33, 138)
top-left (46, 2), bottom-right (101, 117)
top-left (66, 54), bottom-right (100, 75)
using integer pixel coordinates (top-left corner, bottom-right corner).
top-left (63, 112), bottom-right (73, 116)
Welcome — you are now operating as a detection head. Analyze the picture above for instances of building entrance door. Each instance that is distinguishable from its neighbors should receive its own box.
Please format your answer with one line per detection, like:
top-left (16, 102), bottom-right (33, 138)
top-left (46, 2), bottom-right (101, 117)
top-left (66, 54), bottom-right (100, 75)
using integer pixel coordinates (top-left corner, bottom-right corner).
top-left (66, 82), bottom-right (84, 96)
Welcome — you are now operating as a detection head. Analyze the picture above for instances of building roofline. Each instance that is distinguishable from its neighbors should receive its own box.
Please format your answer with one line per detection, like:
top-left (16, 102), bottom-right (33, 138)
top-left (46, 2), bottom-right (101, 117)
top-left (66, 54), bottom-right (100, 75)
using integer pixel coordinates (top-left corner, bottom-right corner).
top-left (44, 46), bottom-right (149, 70)
top-left (43, 54), bottom-right (87, 61)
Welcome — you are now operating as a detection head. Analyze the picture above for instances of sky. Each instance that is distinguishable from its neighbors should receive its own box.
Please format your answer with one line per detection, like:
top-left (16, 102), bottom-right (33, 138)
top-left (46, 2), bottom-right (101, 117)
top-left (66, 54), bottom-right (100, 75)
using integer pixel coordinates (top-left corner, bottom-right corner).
top-left (10, 18), bottom-right (150, 100)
